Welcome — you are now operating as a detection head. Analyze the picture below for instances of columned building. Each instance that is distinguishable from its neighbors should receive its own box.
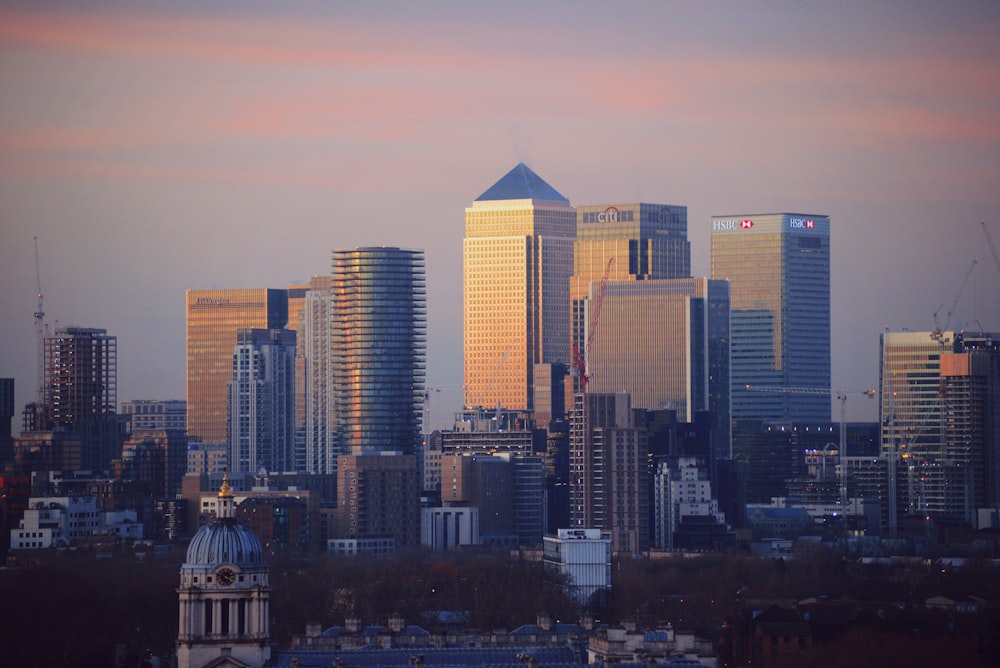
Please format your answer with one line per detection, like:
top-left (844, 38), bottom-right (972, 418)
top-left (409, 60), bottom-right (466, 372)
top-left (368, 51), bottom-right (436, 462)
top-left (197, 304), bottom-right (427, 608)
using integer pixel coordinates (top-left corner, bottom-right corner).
top-left (711, 213), bottom-right (831, 422)
top-left (176, 476), bottom-right (271, 668)
top-left (464, 163), bottom-right (576, 412)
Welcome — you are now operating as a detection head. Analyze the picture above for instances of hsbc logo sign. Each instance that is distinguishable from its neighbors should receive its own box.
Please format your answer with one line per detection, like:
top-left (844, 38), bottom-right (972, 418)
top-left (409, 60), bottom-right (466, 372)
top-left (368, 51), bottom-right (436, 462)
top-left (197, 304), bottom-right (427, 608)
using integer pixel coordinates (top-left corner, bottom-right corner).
top-left (789, 217), bottom-right (815, 229)
top-left (714, 219), bottom-right (754, 231)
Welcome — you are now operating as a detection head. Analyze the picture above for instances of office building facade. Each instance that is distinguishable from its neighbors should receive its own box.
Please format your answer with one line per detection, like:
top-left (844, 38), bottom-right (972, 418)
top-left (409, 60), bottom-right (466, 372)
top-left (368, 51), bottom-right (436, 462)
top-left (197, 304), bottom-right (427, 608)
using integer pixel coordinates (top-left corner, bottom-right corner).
top-left (464, 163), bottom-right (576, 412)
top-left (711, 213), bottom-right (831, 422)
top-left (186, 289), bottom-right (288, 445)
top-left (587, 278), bottom-right (731, 457)
top-left (120, 399), bottom-right (186, 433)
top-left (332, 248), bottom-right (426, 454)
top-left (571, 202), bottom-right (690, 394)
top-left (227, 328), bottom-right (297, 474)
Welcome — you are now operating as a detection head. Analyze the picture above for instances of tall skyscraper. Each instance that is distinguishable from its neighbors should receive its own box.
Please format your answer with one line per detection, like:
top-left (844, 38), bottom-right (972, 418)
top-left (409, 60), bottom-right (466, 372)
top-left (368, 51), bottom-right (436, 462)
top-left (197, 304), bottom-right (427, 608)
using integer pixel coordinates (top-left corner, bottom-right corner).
top-left (464, 163), bottom-right (576, 412)
top-left (186, 289), bottom-right (288, 444)
top-left (711, 213), bottom-right (831, 422)
top-left (877, 329), bottom-right (998, 525)
top-left (302, 275), bottom-right (337, 474)
top-left (571, 202), bottom-right (690, 388)
top-left (227, 328), bottom-right (297, 474)
top-left (332, 247), bottom-right (426, 454)
top-left (42, 326), bottom-right (119, 471)
top-left (941, 332), bottom-right (1000, 523)
top-left (587, 278), bottom-right (731, 457)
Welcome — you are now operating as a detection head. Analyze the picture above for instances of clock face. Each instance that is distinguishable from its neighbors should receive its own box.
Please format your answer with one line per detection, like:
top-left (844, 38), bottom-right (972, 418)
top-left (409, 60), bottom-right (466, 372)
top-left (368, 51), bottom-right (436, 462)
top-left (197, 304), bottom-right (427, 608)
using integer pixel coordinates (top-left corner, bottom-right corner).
top-left (216, 567), bottom-right (236, 586)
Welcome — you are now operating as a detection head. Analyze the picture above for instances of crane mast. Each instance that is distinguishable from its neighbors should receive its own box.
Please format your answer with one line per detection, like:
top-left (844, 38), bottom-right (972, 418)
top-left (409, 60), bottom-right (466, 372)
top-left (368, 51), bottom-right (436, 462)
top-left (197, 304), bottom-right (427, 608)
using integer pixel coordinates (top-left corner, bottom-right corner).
top-left (33, 236), bottom-right (46, 404)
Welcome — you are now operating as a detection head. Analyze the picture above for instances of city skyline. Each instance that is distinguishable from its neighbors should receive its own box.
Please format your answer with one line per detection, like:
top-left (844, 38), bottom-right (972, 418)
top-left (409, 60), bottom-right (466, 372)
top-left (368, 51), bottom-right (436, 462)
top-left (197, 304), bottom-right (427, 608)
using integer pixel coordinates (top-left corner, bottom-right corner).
top-left (2, 2), bottom-right (1000, 430)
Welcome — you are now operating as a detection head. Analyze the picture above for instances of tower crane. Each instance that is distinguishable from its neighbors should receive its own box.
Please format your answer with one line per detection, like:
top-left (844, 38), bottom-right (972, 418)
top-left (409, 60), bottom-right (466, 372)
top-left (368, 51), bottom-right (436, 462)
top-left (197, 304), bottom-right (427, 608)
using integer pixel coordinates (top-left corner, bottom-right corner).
top-left (744, 385), bottom-right (876, 506)
top-left (33, 236), bottom-right (46, 404)
top-left (931, 257), bottom-right (978, 345)
top-left (573, 256), bottom-right (615, 394)
top-left (982, 219), bottom-right (1000, 274)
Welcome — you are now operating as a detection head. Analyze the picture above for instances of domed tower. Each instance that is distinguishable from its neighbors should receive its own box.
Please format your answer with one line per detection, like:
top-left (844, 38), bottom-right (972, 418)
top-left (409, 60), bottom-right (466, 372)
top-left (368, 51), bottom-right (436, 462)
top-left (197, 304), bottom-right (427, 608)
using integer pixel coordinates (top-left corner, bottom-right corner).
top-left (177, 474), bottom-right (271, 668)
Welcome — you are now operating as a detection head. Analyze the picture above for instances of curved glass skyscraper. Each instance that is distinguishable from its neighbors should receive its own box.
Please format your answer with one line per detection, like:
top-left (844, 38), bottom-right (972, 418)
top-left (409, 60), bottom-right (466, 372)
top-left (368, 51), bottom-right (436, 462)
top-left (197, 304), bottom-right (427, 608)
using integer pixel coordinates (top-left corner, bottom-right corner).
top-left (332, 247), bottom-right (426, 454)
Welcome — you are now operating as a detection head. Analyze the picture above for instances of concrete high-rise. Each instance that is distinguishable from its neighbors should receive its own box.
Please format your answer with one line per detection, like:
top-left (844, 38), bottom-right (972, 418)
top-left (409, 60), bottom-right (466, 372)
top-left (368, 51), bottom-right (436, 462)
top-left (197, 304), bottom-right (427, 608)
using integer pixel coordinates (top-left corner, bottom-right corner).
top-left (301, 275), bottom-right (337, 474)
top-left (879, 329), bottom-right (1000, 525)
top-left (941, 333), bottom-right (1000, 523)
top-left (186, 289), bottom-right (288, 445)
top-left (227, 328), bottom-right (297, 474)
top-left (464, 163), bottom-right (576, 412)
top-left (42, 326), bottom-right (119, 471)
top-left (332, 247), bottom-right (426, 454)
top-left (569, 392), bottom-right (648, 555)
top-left (711, 213), bottom-right (831, 422)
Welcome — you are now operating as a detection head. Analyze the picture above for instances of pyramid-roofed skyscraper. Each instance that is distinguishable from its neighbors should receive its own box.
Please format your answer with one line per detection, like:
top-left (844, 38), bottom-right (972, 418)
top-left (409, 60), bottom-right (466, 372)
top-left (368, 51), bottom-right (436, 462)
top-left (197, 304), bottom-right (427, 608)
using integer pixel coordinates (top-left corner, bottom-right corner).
top-left (464, 163), bottom-right (576, 412)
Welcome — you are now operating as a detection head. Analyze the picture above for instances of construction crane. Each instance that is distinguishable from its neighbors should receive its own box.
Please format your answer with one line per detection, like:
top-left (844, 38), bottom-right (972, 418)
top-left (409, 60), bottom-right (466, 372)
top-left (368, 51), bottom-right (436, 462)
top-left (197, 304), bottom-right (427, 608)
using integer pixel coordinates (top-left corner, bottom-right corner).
top-left (931, 257), bottom-right (978, 345)
top-left (33, 236), bottom-right (46, 404)
top-left (744, 385), bottom-right (876, 506)
top-left (573, 257), bottom-right (615, 394)
top-left (983, 219), bottom-right (1000, 273)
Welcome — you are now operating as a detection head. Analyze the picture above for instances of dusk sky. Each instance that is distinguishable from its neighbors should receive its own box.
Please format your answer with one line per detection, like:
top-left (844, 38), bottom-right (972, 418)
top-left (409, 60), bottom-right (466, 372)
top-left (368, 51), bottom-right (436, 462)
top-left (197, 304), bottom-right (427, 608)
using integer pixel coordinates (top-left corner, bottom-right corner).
top-left (1, 1), bottom-right (999, 429)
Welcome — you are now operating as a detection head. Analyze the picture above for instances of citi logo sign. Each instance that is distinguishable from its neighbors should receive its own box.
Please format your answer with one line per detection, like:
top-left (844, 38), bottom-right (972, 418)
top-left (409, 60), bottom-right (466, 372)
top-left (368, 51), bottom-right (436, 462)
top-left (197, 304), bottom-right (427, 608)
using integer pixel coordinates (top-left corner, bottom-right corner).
top-left (597, 206), bottom-right (619, 223)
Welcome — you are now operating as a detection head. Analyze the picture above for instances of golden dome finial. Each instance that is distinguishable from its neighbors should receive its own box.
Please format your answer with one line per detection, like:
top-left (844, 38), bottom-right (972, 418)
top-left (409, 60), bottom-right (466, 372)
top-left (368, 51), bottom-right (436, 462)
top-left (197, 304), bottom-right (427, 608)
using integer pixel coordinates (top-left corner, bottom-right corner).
top-left (219, 468), bottom-right (233, 499)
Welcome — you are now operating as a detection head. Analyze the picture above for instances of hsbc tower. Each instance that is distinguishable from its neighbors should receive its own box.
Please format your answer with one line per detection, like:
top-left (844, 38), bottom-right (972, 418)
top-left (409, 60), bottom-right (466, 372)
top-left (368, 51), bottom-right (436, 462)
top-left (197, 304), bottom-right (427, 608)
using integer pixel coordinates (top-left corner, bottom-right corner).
top-left (710, 213), bottom-right (831, 422)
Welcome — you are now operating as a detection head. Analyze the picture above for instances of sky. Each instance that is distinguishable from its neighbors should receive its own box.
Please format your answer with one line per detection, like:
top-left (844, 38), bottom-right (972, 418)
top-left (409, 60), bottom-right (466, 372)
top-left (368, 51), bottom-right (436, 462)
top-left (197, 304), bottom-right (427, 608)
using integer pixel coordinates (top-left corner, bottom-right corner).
top-left (1, 0), bottom-right (999, 430)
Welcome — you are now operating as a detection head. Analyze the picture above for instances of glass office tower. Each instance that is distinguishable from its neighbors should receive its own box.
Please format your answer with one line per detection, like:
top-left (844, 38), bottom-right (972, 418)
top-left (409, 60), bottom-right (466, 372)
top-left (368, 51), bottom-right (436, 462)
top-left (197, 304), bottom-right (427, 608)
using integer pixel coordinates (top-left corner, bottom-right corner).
top-left (464, 163), bottom-right (576, 412)
top-left (332, 247), bottom-right (426, 454)
top-left (571, 202), bottom-right (690, 396)
top-left (186, 289), bottom-right (288, 445)
top-left (587, 278), bottom-right (731, 457)
top-left (711, 213), bottom-right (831, 422)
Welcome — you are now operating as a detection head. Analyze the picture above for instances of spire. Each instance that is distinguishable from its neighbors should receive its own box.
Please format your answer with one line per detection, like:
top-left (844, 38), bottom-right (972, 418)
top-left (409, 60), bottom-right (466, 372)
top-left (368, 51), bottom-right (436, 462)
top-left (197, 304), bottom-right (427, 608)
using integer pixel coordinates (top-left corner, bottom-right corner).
top-left (219, 468), bottom-right (233, 499)
top-left (218, 468), bottom-right (235, 520)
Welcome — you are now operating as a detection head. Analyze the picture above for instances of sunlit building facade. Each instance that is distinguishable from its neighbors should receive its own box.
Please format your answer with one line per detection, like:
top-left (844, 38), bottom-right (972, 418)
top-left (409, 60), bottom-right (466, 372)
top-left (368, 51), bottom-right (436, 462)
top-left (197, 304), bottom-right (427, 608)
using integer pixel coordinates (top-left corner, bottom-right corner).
top-left (464, 163), bottom-right (576, 412)
top-left (332, 248), bottom-right (426, 454)
top-left (186, 289), bottom-right (288, 445)
top-left (711, 213), bottom-right (831, 422)
top-left (571, 202), bottom-right (690, 394)
top-left (587, 277), bottom-right (731, 457)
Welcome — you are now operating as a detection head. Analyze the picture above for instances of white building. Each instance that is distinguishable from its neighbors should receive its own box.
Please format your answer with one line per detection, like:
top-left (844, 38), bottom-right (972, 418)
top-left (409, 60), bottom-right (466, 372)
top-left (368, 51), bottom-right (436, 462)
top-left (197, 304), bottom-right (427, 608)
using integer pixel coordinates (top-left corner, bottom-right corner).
top-left (655, 457), bottom-right (726, 550)
top-left (422, 506), bottom-right (480, 551)
top-left (543, 528), bottom-right (611, 605)
top-left (10, 495), bottom-right (142, 550)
